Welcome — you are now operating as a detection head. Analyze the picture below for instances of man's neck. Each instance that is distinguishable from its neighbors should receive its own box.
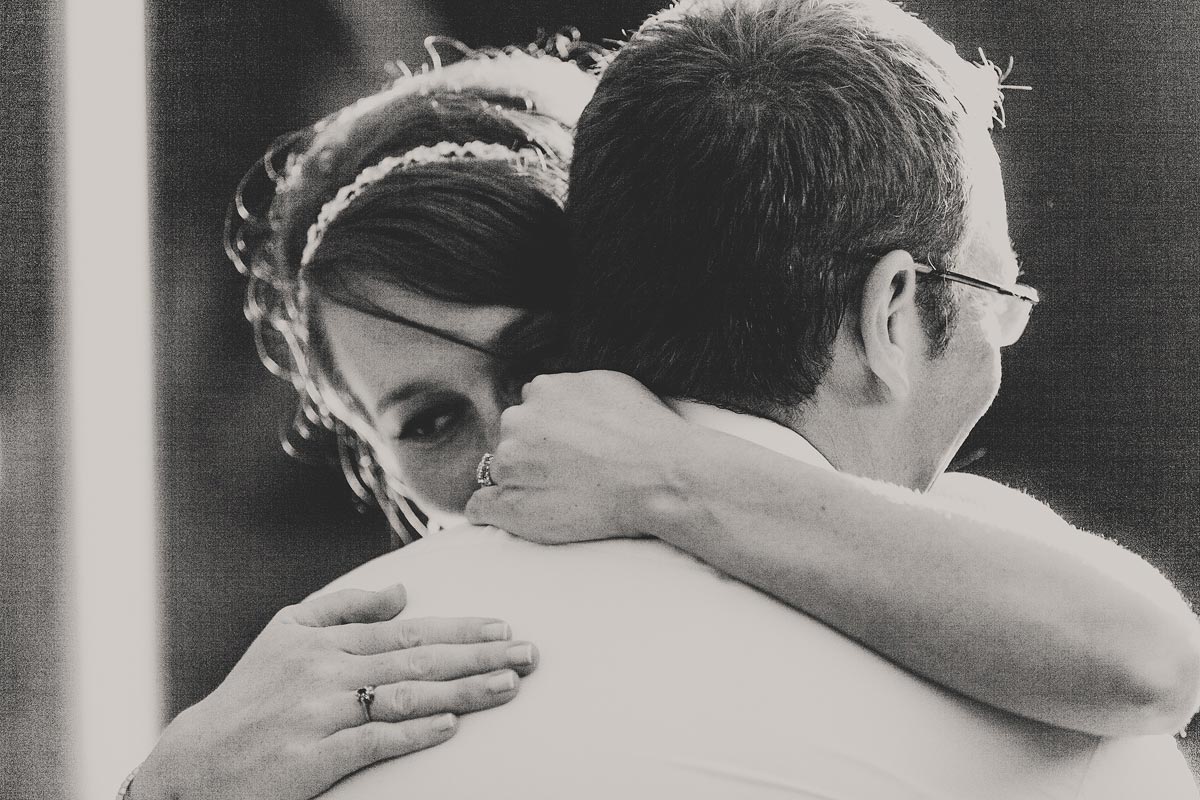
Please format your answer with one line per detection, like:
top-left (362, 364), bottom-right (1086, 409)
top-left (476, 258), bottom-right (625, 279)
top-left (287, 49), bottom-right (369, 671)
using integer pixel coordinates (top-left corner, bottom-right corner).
top-left (772, 396), bottom-right (927, 490)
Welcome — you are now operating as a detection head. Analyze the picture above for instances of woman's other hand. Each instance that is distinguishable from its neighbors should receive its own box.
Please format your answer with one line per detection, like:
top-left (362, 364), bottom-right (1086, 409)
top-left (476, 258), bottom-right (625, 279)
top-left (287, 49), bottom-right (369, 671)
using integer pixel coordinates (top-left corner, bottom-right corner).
top-left (466, 371), bottom-right (689, 543)
top-left (134, 584), bottom-right (538, 800)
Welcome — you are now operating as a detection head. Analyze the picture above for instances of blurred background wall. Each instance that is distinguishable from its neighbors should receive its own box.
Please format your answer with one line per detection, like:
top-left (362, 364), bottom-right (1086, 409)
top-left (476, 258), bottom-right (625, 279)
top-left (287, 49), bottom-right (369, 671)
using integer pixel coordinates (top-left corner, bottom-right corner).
top-left (144, 0), bottom-right (1200, 782)
top-left (0, 0), bottom-right (65, 797)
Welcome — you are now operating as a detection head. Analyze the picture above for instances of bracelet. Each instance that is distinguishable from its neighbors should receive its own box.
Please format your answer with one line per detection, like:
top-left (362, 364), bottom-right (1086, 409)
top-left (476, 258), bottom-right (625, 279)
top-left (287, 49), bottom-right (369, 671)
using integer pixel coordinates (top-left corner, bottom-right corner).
top-left (116, 765), bottom-right (139, 799)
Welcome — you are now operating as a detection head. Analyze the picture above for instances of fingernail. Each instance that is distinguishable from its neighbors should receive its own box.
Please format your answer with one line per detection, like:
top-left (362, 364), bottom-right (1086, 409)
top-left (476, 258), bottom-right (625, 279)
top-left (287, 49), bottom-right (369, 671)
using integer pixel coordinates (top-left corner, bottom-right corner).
top-left (433, 713), bottom-right (457, 732)
top-left (487, 670), bottom-right (518, 693)
top-left (506, 643), bottom-right (535, 666)
top-left (481, 622), bottom-right (511, 641)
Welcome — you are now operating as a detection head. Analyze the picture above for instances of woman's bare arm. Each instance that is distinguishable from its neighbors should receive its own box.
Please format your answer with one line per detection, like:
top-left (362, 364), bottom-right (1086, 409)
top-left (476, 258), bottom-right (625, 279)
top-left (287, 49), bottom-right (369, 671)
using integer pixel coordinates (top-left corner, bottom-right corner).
top-left (467, 371), bottom-right (1200, 737)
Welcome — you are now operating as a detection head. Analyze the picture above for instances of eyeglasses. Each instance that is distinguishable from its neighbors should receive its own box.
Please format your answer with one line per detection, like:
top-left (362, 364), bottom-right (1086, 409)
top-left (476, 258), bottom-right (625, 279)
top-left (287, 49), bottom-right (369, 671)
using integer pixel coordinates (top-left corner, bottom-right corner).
top-left (913, 262), bottom-right (1039, 346)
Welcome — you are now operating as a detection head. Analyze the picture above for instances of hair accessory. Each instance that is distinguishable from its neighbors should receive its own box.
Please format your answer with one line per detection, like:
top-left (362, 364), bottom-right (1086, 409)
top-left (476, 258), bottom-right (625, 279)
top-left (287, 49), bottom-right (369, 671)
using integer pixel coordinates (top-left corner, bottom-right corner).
top-left (300, 140), bottom-right (545, 267)
top-left (476, 453), bottom-right (497, 488)
top-left (356, 685), bottom-right (376, 724)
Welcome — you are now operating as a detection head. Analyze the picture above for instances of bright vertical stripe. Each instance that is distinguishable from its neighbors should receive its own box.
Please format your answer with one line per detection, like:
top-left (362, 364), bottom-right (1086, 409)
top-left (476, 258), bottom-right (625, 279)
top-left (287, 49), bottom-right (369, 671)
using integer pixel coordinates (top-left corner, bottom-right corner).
top-left (64, 0), bottom-right (160, 794)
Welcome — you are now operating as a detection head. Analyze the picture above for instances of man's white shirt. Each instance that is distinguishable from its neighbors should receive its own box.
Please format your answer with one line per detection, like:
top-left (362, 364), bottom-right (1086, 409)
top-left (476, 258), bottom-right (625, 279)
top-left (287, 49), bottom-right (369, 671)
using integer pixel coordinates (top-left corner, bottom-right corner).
top-left (318, 402), bottom-right (1196, 799)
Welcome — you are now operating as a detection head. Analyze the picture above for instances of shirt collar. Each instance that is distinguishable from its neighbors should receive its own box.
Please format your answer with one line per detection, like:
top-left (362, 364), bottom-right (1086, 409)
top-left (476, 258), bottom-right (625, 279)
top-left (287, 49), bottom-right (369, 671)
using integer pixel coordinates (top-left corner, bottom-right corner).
top-left (666, 399), bottom-right (834, 470)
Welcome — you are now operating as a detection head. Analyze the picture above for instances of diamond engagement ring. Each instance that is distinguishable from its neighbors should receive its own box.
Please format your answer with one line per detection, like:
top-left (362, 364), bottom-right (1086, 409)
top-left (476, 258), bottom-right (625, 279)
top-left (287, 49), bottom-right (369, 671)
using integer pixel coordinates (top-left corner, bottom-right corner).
top-left (356, 685), bottom-right (376, 724)
top-left (476, 452), bottom-right (496, 487)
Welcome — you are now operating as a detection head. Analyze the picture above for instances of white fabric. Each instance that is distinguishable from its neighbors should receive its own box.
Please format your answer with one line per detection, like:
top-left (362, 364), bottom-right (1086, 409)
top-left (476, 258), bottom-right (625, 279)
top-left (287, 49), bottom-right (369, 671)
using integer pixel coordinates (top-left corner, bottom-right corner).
top-left (319, 403), bottom-right (1197, 799)
top-left (667, 399), bottom-right (834, 469)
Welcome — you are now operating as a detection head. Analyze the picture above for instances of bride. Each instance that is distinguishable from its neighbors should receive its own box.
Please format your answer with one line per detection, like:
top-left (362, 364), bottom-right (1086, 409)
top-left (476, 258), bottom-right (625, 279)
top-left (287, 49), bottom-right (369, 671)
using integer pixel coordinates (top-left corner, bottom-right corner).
top-left (126, 36), bottom-right (1199, 799)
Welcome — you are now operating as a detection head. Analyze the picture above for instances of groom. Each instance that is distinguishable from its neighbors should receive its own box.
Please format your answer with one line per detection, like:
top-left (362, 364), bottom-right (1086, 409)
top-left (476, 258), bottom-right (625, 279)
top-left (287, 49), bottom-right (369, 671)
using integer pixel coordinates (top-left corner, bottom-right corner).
top-left (320, 0), bottom-right (1196, 796)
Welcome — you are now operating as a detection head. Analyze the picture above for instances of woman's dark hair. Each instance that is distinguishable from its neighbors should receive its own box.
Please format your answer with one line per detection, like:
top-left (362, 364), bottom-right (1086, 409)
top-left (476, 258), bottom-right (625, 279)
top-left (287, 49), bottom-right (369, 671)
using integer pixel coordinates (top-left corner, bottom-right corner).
top-left (226, 43), bottom-right (596, 541)
top-left (307, 158), bottom-right (569, 313)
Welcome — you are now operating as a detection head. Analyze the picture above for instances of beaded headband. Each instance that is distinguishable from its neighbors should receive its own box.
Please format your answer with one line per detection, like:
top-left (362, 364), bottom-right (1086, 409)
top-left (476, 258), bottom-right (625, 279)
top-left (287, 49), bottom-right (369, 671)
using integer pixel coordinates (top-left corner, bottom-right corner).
top-left (300, 140), bottom-right (548, 267)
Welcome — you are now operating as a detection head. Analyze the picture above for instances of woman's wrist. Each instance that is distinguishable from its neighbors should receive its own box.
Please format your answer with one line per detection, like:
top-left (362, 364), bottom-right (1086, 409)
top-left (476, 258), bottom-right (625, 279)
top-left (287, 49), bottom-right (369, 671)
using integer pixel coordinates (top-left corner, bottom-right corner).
top-left (637, 420), bottom-right (719, 548)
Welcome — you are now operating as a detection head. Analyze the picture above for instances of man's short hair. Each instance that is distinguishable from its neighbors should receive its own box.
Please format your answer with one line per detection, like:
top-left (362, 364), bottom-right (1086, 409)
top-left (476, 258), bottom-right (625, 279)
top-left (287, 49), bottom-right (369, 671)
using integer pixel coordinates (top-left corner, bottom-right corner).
top-left (568, 0), bottom-right (1005, 413)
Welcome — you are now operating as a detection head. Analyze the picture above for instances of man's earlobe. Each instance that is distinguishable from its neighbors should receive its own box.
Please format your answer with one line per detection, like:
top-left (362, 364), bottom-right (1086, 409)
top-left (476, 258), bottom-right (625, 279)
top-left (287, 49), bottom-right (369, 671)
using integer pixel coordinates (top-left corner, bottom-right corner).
top-left (859, 250), bottom-right (920, 400)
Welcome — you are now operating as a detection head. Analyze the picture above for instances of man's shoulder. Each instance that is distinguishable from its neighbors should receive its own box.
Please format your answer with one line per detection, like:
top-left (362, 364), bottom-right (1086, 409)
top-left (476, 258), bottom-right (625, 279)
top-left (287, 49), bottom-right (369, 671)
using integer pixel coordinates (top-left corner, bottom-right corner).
top-left (313, 524), bottom-right (1200, 800)
top-left (317, 523), bottom-right (716, 604)
top-left (316, 524), bottom-right (503, 596)
top-left (313, 519), bottom-right (1145, 800)
top-left (933, 471), bottom-right (1039, 504)
top-left (932, 471), bottom-right (1071, 531)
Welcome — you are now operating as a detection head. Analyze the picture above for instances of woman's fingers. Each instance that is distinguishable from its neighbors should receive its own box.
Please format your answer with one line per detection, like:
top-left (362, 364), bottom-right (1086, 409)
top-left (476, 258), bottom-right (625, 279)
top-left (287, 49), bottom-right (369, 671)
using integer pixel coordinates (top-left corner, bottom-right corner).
top-left (464, 485), bottom-right (510, 527)
top-left (279, 584), bottom-right (408, 627)
top-left (335, 616), bottom-right (513, 655)
top-left (364, 640), bottom-right (539, 684)
top-left (322, 715), bottom-right (460, 775)
top-left (341, 670), bottom-right (522, 725)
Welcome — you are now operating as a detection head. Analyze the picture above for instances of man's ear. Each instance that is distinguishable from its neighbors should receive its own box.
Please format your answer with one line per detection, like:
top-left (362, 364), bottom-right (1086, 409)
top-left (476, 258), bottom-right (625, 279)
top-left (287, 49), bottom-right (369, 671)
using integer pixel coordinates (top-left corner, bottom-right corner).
top-left (858, 250), bottom-right (921, 400)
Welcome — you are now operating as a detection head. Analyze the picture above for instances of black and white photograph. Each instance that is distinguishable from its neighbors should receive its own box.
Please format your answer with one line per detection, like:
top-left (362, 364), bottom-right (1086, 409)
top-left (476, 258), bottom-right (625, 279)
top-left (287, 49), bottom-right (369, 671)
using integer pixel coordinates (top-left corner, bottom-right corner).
top-left (3, 0), bottom-right (1200, 797)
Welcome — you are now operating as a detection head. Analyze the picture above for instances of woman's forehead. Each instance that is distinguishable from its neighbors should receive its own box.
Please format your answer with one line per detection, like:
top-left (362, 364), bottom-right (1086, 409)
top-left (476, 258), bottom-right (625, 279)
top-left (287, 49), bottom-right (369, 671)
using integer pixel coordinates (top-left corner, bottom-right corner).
top-left (316, 288), bottom-right (523, 406)
top-left (325, 274), bottom-right (526, 344)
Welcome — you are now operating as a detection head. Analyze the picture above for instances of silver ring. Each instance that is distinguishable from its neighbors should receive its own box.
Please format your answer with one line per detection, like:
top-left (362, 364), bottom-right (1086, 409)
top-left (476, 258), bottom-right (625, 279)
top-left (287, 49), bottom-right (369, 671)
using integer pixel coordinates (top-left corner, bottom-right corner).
top-left (476, 452), bottom-right (496, 487)
top-left (356, 685), bottom-right (376, 724)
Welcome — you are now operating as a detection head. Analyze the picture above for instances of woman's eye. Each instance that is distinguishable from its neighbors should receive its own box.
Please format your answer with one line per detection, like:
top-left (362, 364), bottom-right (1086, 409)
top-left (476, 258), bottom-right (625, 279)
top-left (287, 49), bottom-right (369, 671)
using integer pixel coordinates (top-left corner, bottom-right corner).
top-left (397, 405), bottom-right (462, 442)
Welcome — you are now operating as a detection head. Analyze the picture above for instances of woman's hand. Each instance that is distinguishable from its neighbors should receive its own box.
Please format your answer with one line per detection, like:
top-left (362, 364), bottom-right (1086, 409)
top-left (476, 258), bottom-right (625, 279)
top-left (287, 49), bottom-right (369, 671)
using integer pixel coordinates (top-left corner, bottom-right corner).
top-left (466, 371), bottom-right (690, 543)
top-left (134, 584), bottom-right (538, 800)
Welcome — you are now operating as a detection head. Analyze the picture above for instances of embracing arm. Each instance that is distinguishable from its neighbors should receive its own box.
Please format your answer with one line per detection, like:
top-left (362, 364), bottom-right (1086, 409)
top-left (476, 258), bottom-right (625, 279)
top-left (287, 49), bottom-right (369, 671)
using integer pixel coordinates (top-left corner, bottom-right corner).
top-left (468, 372), bottom-right (1200, 737)
top-left (646, 428), bottom-right (1200, 737)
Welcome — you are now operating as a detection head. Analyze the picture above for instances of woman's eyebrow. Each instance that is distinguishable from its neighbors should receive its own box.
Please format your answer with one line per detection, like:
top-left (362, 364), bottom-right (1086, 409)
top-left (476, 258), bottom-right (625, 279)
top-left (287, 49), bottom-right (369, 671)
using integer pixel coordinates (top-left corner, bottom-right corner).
top-left (375, 380), bottom-right (445, 416)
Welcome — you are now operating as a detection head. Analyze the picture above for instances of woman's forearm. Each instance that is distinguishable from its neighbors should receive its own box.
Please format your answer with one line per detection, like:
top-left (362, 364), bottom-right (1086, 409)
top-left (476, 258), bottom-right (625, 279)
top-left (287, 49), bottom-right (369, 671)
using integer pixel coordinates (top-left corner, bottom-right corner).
top-left (644, 426), bottom-right (1200, 737)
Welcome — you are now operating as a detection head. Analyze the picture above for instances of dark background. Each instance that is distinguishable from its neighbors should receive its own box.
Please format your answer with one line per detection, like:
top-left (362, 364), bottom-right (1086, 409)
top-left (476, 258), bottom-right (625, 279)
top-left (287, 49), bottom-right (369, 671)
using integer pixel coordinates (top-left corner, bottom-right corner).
top-left (2, 2), bottom-right (1197, 798)
top-left (1, 0), bottom-right (64, 798)
top-left (147, 0), bottom-right (1200, 769)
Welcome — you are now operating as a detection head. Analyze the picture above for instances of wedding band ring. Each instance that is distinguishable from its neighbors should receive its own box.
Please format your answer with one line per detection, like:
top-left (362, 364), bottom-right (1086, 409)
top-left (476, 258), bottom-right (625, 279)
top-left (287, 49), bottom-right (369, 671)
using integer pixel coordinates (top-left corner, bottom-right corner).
top-left (356, 685), bottom-right (376, 724)
top-left (476, 452), bottom-right (496, 487)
